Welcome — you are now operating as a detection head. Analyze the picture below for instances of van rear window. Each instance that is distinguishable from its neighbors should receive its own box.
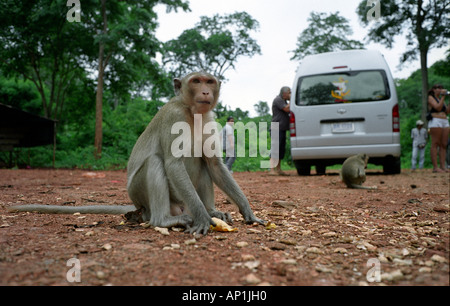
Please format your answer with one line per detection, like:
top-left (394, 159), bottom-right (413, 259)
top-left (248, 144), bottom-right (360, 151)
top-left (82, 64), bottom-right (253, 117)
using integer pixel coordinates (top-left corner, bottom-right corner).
top-left (296, 70), bottom-right (390, 106)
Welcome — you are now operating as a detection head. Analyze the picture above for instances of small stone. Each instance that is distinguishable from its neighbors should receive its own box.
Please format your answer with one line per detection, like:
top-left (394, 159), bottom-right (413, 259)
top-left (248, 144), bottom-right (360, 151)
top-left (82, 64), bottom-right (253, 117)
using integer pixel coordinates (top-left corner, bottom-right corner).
top-left (393, 258), bottom-right (413, 266)
top-left (96, 271), bottom-right (106, 280)
top-left (431, 254), bottom-right (447, 263)
top-left (241, 254), bottom-right (256, 261)
top-left (244, 260), bottom-right (260, 270)
top-left (322, 231), bottom-right (337, 237)
top-left (155, 227), bottom-right (170, 236)
top-left (236, 241), bottom-right (249, 248)
top-left (184, 239), bottom-right (197, 245)
top-left (281, 259), bottom-right (297, 265)
top-left (381, 269), bottom-right (404, 282)
top-left (419, 267), bottom-right (432, 273)
top-left (334, 248), bottom-right (348, 254)
top-left (280, 239), bottom-right (297, 246)
top-left (214, 236), bottom-right (228, 241)
top-left (301, 230), bottom-right (312, 236)
top-left (242, 273), bottom-right (261, 285)
top-left (306, 247), bottom-right (323, 254)
top-left (315, 264), bottom-right (332, 273)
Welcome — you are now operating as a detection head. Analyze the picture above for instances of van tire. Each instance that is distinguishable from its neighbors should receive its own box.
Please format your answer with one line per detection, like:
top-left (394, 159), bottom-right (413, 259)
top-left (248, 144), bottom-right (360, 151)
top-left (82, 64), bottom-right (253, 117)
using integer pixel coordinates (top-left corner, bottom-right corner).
top-left (294, 161), bottom-right (311, 176)
top-left (383, 156), bottom-right (401, 174)
top-left (315, 163), bottom-right (326, 175)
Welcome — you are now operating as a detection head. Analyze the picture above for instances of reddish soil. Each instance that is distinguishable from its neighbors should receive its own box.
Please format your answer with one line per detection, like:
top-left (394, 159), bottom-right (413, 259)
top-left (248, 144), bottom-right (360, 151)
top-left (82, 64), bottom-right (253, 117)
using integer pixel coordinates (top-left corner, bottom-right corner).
top-left (0, 168), bottom-right (448, 286)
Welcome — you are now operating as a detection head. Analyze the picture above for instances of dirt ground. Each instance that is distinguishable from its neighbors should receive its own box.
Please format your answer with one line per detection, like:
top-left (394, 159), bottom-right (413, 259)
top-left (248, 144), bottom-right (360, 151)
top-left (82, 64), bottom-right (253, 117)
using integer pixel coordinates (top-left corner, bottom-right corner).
top-left (0, 168), bottom-right (448, 287)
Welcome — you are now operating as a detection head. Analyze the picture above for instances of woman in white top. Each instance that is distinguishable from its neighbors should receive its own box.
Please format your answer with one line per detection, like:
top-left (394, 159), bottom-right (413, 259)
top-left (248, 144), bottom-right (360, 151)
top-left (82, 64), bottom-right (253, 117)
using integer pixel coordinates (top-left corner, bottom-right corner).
top-left (427, 84), bottom-right (449, 173)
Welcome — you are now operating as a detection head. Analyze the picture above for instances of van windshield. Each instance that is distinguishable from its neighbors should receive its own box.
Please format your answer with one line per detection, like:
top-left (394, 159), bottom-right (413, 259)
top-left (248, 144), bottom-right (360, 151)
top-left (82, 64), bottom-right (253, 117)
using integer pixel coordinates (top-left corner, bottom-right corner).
top-left (296, 70), bottom-right (390, 106)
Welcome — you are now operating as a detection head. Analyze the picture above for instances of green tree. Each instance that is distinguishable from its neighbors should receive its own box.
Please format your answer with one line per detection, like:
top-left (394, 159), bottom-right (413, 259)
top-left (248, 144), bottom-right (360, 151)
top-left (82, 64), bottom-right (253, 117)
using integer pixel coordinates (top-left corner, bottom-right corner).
top-left (163, 12), bottom-right (261, 80)
top-left (357, 0), bottom-right (450, 123)
top-left (0, 0), bottom-right (190, 159)
top-left (0, 0), bottom-right (97, 120)
top-left (291, 11), bottom-right (365, 61)
top-left (87, 0), bottom-right (190, 158)
top-left (396, 60), bottom-right (450, 169)
top-left (433, 50), bottom-right (450, 78)
top-left (254, 101), bottom-right (270, 117)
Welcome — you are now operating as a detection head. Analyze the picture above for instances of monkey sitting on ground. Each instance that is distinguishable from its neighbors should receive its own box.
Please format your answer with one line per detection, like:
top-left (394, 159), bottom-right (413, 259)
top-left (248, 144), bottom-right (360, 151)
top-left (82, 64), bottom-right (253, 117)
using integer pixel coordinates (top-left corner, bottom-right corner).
top-left (340, 154), bottom-right (377, 190)
top-left (8, 72), bottom-right (265, 235)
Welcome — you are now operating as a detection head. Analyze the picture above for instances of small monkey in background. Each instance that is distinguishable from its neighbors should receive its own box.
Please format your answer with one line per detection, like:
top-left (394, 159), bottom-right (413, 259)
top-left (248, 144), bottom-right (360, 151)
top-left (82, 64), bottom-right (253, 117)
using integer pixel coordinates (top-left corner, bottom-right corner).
top-left (340, 154), bottom-right (377, 190)
top-left (9, 72), bottom-right (265, 235)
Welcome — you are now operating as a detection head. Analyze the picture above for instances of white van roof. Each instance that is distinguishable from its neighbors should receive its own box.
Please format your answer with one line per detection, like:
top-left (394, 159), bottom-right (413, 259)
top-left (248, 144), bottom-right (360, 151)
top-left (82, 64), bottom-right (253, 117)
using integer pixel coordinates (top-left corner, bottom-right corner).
top-left (295, 50), bottom-right (389, 76)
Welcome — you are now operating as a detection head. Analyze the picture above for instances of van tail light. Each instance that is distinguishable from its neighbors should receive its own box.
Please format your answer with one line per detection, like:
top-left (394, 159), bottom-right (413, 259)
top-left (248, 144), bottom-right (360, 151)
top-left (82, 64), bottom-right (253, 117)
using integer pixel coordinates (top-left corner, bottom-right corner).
top-left (289, 111), bottom-right (296, 137)
top-left (392, 104), bottom-right (400, 133)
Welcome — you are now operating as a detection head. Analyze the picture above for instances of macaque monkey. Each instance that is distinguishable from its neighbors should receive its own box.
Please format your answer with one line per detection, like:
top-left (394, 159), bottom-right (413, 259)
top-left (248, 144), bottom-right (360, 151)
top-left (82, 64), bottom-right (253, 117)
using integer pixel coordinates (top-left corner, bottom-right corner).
top-left (8, 72), bottom-right (265, 235)
top-left (340, 154), bottom-right (377, 190)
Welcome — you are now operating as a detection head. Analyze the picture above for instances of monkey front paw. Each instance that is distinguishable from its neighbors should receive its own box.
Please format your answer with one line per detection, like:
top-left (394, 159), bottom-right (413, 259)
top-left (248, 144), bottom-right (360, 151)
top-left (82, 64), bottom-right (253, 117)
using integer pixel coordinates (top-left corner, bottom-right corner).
top-left (244, 215), bottom-right (266, 226)
top-left (185, 218), bottom-right (215, 236)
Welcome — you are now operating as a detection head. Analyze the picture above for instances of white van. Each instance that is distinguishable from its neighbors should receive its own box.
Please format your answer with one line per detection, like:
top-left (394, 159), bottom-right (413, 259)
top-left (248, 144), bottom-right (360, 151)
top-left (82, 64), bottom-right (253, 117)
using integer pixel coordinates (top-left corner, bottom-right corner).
top-left (289, 50), bottom-right (401, 175)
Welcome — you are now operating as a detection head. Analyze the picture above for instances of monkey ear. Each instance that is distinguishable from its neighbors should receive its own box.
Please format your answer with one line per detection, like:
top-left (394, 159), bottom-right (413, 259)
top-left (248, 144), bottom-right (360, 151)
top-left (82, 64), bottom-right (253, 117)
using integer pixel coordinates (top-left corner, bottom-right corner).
top-left (173, 78), bottom-right (182, 95)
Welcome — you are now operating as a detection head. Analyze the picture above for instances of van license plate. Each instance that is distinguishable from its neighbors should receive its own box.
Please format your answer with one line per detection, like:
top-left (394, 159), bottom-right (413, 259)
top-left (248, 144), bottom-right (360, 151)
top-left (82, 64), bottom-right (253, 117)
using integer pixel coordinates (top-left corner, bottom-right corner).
top-left (332, 122), bottom-right (354, 133)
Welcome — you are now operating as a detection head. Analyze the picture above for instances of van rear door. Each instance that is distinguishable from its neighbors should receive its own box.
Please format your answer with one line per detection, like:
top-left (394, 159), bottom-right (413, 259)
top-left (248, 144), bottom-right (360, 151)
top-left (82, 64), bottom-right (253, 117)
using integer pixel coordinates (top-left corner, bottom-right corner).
top-left (293, 70), bottom-right (395, 155)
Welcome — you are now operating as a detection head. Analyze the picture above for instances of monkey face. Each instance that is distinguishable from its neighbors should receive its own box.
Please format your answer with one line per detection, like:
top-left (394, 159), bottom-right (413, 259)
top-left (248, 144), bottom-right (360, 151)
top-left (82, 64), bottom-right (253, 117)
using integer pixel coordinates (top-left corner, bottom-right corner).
top-left (175, 72), bottom-right (220, 114)
top-left (188, 73), bottom-right (219, 114)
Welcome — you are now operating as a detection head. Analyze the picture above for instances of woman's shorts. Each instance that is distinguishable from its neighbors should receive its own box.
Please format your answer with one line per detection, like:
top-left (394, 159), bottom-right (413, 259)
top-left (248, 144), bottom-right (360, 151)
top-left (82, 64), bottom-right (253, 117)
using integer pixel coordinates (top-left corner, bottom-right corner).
top-left (428, 117), bottom-right (449, 129)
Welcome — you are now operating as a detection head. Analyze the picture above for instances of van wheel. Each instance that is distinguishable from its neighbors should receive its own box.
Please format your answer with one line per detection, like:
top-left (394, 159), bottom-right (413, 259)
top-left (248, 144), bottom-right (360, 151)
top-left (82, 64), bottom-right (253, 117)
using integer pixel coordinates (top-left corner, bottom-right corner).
top-left (383, 157), bottom-right (401, 174)
top-left (294, 161), bottom-right (311, 176)
top-left (315, 163), bottom-right (326, 175)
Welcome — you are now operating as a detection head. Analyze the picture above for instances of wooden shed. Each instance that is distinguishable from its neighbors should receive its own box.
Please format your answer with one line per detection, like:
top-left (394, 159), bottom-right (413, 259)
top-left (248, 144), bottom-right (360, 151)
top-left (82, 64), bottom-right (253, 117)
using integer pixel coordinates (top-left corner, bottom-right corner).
top-left (0, 103), bottom-right (56, 166)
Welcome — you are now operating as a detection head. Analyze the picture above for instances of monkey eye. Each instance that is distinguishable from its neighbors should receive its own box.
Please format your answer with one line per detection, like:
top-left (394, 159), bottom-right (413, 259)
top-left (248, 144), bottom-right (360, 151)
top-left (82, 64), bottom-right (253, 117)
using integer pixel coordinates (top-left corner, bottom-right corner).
top-left (192, 78), bottom-right (201, 84)
top-left (207, 79), bottom-right (216, 84)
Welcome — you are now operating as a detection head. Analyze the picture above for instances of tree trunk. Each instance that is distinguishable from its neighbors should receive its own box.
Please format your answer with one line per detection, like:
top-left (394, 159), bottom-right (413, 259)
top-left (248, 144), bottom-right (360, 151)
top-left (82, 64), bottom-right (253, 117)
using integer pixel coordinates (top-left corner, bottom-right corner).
top-left (94, 0), bottom-right (107, 160)
top-left (419, 49), bottom-right (429, 125)
top-left (94, 44), bottom-right (105, 159)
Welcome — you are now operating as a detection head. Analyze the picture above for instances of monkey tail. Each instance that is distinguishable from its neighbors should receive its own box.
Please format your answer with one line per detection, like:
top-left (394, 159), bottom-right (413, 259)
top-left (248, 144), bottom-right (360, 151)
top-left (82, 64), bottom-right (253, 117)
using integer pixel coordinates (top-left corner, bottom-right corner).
top-left (7, 204), bottom-right (136, 215)
top-left (349, 184), bottom-right (378, 190)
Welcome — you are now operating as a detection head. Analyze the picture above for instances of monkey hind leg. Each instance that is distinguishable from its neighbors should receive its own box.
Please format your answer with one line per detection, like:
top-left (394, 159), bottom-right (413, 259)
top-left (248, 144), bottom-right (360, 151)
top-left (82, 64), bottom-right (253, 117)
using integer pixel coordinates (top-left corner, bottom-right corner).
top-left (129, 158), bottom-right (193, 229)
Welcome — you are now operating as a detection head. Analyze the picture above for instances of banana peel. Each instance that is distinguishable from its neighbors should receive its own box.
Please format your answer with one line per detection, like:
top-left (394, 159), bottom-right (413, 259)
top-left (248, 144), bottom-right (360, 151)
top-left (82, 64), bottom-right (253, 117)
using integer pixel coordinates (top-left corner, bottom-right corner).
top-left (210, 217), bottom-right (238, 232)
top-left (265, 222), bottom-right (276, 230)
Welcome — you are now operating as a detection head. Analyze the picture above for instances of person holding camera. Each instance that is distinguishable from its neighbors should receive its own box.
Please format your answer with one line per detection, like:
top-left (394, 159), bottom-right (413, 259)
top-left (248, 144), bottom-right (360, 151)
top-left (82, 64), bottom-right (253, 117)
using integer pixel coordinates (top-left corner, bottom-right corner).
top-left (411, 120), bottom-right (427, 171)
top-left (427, 84), bottom-right (449, 173)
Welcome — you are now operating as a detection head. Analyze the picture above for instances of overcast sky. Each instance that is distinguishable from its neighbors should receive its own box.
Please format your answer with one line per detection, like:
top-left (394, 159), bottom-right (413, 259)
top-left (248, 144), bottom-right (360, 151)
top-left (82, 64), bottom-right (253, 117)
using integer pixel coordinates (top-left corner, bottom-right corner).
top-left (154, 0), bottom-right (447, 117)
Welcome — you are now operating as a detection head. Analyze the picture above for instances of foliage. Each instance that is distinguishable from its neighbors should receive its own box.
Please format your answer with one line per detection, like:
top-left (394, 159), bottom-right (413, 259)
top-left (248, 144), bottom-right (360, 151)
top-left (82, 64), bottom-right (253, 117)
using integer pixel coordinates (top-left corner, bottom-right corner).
top-left (0, 2), bottom-right (448, 172)
top-left (291, 11), bottom-right (365, 61)
top-left (356, 0), bottom-right (449, 64)
top-left (0, 0), bottom-right (97, 120)
top-left (356, 0), bottom-right (450, 120)
top-left (2, 60), bottom-right (448, 171)
top-left (254, 101), bottom-right (270, 118)
top-left (397, 59), bottom-right (450, 118)
top-left (163, 12), bottom-right (261, 80)
top-left (89, 0), bottom-right (190, 104)
top-left (397, 60), bottom-right (450, 169)
top-left (432, 50), bottom-right (450, 78)
top-left (0, 77), bottom-right (42, 115)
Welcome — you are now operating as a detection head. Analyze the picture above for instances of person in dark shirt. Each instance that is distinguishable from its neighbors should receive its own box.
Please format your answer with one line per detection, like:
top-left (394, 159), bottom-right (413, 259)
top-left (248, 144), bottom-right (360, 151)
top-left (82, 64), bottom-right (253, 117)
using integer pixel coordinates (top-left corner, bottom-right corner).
top-left (268, 86), bottom-right (291, 176)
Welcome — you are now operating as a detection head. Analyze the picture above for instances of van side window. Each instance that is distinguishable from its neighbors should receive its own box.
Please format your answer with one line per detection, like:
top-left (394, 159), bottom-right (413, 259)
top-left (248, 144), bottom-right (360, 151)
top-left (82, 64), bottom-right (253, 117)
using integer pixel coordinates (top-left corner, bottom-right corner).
top-left (296, 70), bottom-right (390, 106)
